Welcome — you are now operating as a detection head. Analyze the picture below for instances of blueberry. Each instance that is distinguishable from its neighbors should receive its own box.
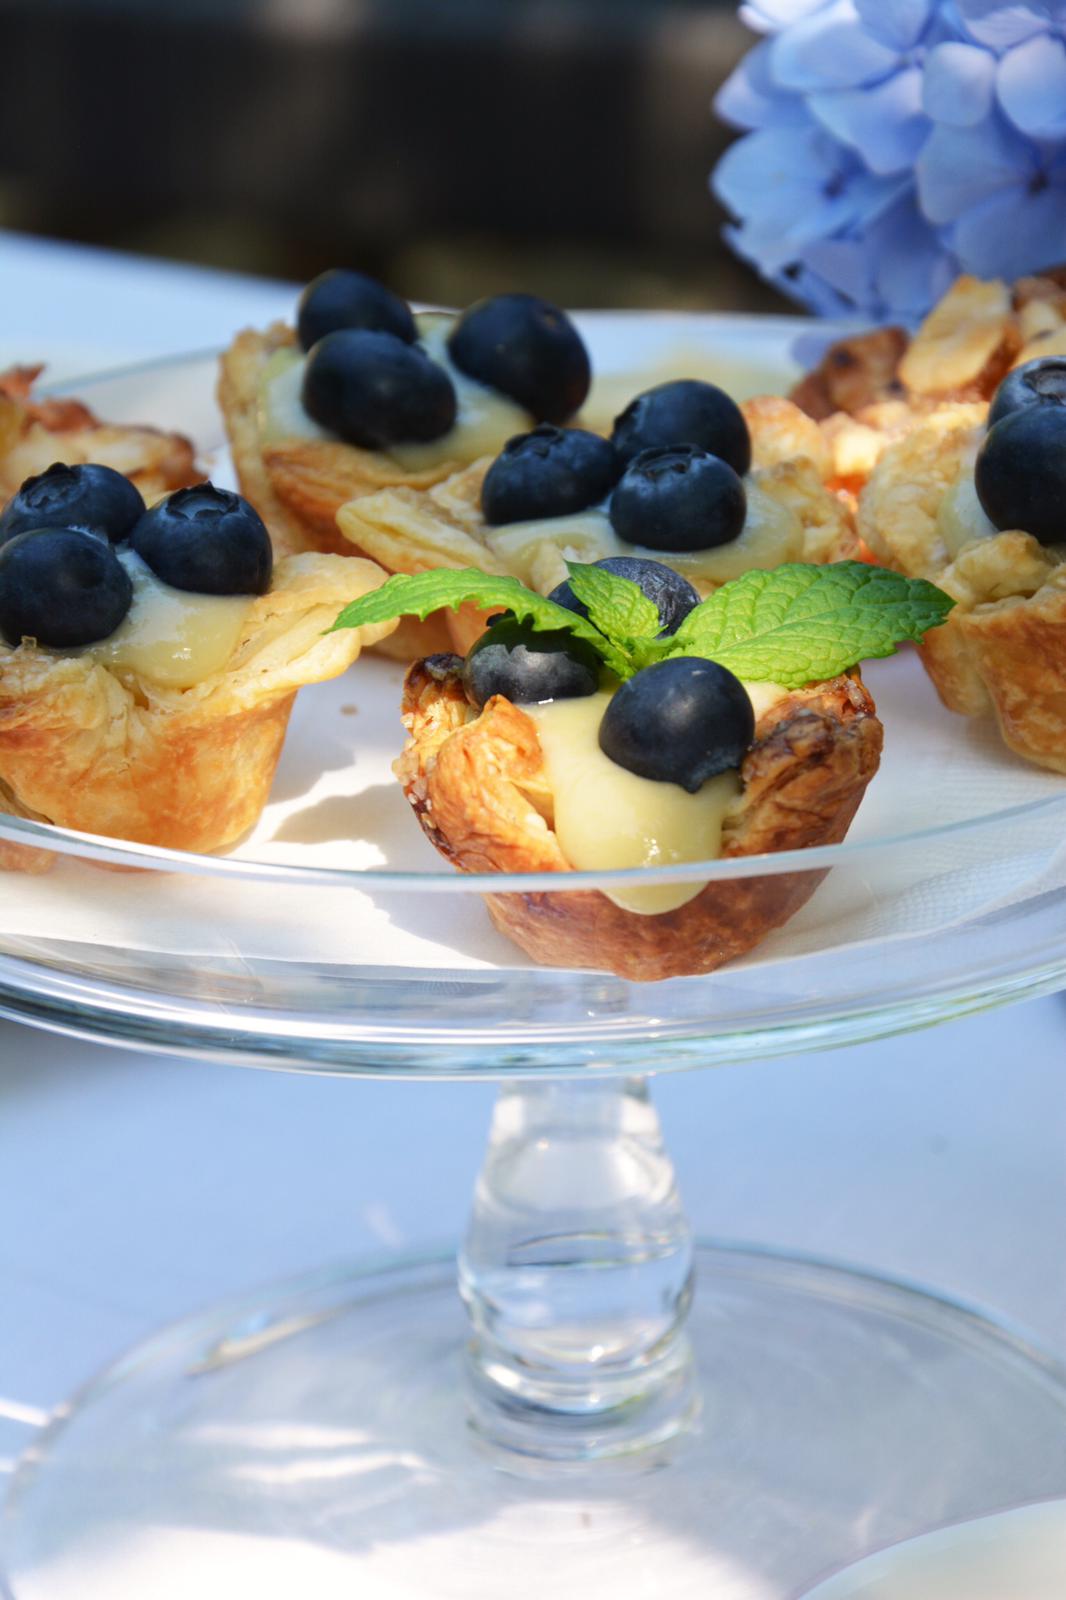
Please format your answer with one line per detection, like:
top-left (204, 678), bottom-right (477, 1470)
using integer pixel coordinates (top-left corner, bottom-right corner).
top-left (481, 425), bottom-right (620, 526)
top-left (0, 528), bottom-right (132, 647)
top-left (296, 268), bottom-right (417, 352)
top-left (448, 293), bottom-right (590, 423)
top-left (549, 556), bottom-right (699, 636)
top-left (0, 462), bottom-right (145, 547)
top-left (130, 484), bottom-right (273, 595)
top-left (609, 445), bottom-right (746, 553)
top-left (598, 657), bottom-right (753, 792)
top-left (462, 616), bottom-right (600, 708)
top-left (302, 329), bottom-right (457, 449)
top-left (611, 380), bottom-right (751, 476)
top-left (988, 357), bottom-right (1066, 428)
top-left (974, 407), bottom-right (1066, 547)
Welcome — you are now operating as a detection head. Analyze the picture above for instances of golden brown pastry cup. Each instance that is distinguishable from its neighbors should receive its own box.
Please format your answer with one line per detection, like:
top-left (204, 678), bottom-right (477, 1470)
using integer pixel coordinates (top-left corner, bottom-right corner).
top-left (917, 581), bottom-right (1066, 774)
top-left (858, 404), bottom-right (1066, 774)
top-left (218, 324), bottom-right (493, 658)
top-left (0, 362), bottom-right (205, 870)
top-left (790, 270), bottom-right (1066, 503)
top-left (218, 324), bottom-right (479, 555)
top-left (0, 553), bottom-right (396, 859)
top-left (0, 365), bottom-right (200, 505)
top-left (395, 657), bottom-right (882, 981)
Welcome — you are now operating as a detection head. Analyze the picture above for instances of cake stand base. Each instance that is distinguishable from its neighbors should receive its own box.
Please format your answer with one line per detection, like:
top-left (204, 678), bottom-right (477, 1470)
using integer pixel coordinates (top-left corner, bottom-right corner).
top-left (5, 1245), bottom-right (1066, 1600)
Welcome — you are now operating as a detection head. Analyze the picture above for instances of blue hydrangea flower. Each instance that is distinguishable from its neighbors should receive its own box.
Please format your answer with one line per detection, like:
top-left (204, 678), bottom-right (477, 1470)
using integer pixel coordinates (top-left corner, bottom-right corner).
top-left (712, 0), bottom-right (1066, 321)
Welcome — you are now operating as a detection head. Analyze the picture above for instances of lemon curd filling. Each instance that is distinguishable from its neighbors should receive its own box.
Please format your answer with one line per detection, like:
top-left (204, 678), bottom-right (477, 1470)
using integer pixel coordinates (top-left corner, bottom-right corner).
top-left (389, 314), bottom-right (530, 471)
top-left (257, 312), bottom-right (530, 469)
top-left (937, 462), bottom-right (1066, 573)
top-left (527, 681), bottom-right (783, 916)
top-left (484, 479), bottom-right (803, 596)
top-left (937, 464), bottom-right (997, 561)
top-left (78, 549), bottom-right (252, 689)
top-left (258, 349), bottom-right (331, 447)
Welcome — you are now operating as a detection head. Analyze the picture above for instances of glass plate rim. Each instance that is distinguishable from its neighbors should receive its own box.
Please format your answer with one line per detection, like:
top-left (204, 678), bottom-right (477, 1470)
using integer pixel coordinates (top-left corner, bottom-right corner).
top-left (2, 787), bottom-right (1065, 893)
top-left (798, 1492), bottom-right (1066, 1596)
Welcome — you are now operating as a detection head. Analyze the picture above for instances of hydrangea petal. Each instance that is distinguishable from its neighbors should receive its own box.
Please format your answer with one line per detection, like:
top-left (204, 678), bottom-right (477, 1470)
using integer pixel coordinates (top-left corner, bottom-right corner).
top-left (771, 0), bottom-right (901, 91)
top-left (715, 131), bottom-right (896, 275)
top-left (712, 0), bottom-right (1066, 321)
top-left (739, 0), bottom-right (832, 31)
top-left (715, 40), bottom-right (809, 130)
top-left (916, 111), bottom-right (1035, 221)
top-left (922, 41), bottom-right (996, 126)
top-left (799, 235), bottom-right (874, 302)
top-left (730, 230), bottom-right (859, 316)
top-left (854, 0), bottom-right (932, 50)
top-left (713, 126), bottom-right (835, 222)
top-left (956, 0), bottom-right (1066, 50)
top-left (997, 35), bottom-right (1066, 140)
top-left (868, 198), bottom-right (959, 318)
top-left (784, 265), bottom-right (864, 317)
top-left (952, 179), bottom-right (1066, 277)
top-left (809, 67), bottom-right (928, 173)
top-left (722, 192), bottom-right (857, 272)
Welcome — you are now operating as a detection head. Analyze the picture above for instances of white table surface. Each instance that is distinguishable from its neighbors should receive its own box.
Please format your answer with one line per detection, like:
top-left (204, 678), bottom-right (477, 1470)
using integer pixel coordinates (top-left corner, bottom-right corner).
top-left (0, 231), bottom-right (1064, 1482)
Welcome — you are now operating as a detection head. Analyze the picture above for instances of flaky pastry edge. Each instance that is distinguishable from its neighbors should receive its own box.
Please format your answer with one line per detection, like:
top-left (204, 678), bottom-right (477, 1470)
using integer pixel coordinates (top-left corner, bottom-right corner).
top-left (0, 552), bottom-right (396, 858)
top-left (858, 405), bottom-right (1066, 773)
top-left (395, 657), bottom-right (882, 980)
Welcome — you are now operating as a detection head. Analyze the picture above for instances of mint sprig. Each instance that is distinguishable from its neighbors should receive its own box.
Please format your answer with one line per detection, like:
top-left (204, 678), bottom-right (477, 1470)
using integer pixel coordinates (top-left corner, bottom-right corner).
top-left (331, 560), bottom-right (954, 689)
top-left (331, 567), bottom-right (629, 676)
top-left (667, 562), bottom-right (954, 688)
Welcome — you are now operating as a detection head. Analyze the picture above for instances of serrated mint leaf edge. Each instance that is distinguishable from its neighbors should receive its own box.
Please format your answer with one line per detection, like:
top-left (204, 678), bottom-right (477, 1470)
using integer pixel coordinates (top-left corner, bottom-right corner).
top-left (672, 563), bottom-right (953, 653)
top-left (329, 567), bottom-right (632, 676)
top-left (667, 562), bottom-right (954, 686)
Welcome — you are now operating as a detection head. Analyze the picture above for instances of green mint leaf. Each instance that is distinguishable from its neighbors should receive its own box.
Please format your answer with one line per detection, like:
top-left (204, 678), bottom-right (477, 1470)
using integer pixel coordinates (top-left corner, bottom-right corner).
top-left (330, 567), bottom-right (631, 676)
top-left (667, 562), bottom-right (954, 688)
top-left (627, 634), bottom-right (676, 672)
top-left (564, 562), bottom-right (662, 651)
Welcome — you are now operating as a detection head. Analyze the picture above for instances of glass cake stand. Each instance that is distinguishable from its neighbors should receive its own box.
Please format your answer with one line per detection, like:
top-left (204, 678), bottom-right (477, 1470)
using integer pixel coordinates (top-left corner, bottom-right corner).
top-left (3, 335), bottom-right (1066, 1599)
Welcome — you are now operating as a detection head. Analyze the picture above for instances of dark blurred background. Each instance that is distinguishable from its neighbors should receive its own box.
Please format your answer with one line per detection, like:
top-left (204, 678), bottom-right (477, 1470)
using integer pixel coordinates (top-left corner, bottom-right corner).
top-left (0, 0), bottom-right (785, 310)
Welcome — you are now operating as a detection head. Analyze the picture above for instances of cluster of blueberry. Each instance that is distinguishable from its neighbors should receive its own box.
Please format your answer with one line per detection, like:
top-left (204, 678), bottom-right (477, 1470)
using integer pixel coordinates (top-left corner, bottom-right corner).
top-left (0, 466), bottom-right (272, 650)
top-left (295, 269), bottom-right (755, 561)
top-left (976, 357), bottom-right (1066, 548)
top-left (481, 379), bottom-right (751, 553)
top-left (297, 270), bottom-right (590, 450)
top-left (463, 554), bottom-right (753, 794)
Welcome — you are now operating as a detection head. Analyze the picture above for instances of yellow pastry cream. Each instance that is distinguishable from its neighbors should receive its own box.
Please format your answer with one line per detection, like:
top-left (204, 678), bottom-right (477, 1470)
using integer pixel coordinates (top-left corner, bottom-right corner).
top-left (77, 549), bottom-right (252, 689)
top-left (526, 680), bottom-right (783, 915)
top-left (256, 311), bottom-right (530, 468)
top-left (936, 465), bottom-right (998, 560)
top-left (484, 480), bottom-right (804, 597)
top-left (937, 459), bottom-right (1066, 578)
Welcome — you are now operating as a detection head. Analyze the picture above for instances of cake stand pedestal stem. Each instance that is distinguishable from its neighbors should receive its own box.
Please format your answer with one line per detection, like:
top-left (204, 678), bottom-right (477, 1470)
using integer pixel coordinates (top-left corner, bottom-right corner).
top-left (458, 1074), bottom-right (697, 1462)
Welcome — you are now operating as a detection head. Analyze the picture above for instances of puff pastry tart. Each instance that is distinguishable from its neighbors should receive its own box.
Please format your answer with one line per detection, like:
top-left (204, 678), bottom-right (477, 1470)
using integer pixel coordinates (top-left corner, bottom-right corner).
top-left (858, 355), bottom-right (1066, 773)
top-left (218, 271), bottom-right (589, 562)
top-left (0, 364), bottom-right (200, 504)
top-left (332, 558), bottom-right (951, 980)
top-left (0, 369), bottom-right (198, 872)
top-left (336, 387), bottom-right (854, 658)
top-left (397, 658), bottom-right (880, 980)
top-left (0, 473), bottom-right (394, 861)
top-left (792, 267), bottom-right (1066, 501)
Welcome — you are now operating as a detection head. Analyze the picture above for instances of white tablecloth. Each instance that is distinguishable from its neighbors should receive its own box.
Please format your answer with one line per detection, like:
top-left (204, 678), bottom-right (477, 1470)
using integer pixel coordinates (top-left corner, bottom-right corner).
top-left (0, 231), bottom-right (1064, 1476)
